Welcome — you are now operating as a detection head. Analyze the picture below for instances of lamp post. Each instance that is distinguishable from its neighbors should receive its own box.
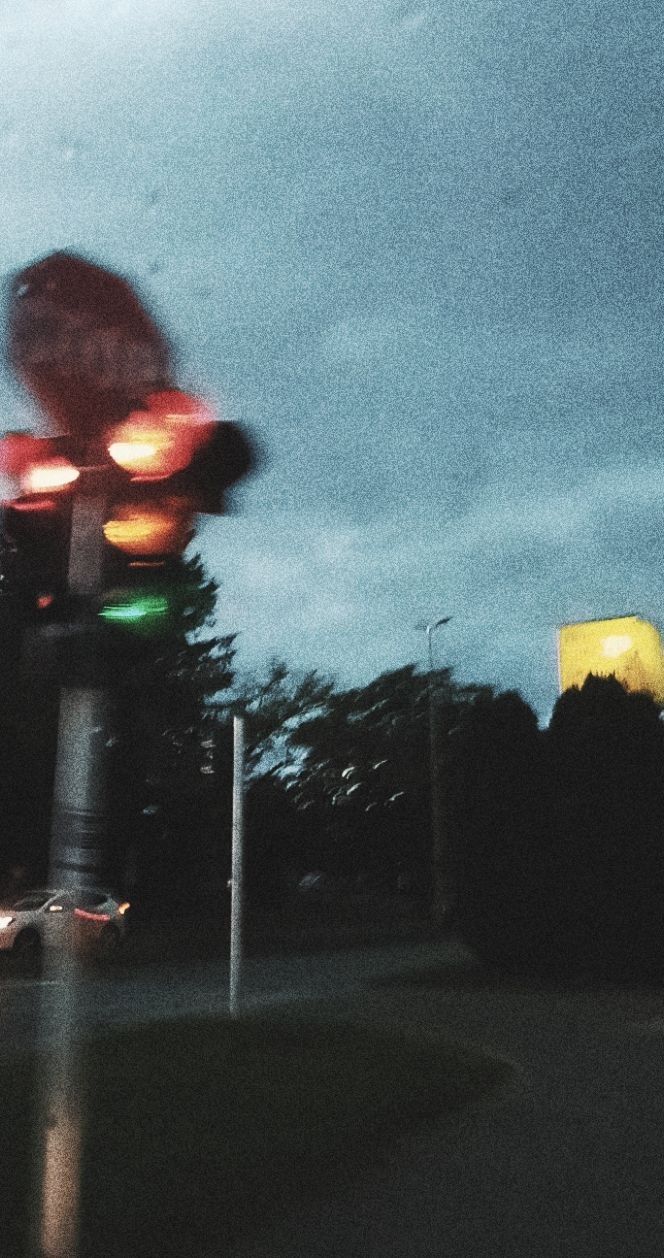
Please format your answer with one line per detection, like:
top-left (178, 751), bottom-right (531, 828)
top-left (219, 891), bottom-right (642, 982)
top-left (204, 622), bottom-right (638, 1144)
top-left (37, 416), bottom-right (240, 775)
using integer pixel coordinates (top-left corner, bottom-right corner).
top-left (416, 616), bottom-right (452, 929)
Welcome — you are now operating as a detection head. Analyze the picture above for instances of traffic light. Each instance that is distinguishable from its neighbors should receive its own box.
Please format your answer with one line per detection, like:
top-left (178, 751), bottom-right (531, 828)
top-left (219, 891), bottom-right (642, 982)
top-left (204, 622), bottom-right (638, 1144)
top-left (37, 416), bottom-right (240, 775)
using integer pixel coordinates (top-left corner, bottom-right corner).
top-left (0, 433), bottom-right (78, 623)
top-left (0, 401), bottom-right (254, 648)
top-left (97, 389), bottom-right (254, 638)
top-left (4, 254), bottom-right (256, 653)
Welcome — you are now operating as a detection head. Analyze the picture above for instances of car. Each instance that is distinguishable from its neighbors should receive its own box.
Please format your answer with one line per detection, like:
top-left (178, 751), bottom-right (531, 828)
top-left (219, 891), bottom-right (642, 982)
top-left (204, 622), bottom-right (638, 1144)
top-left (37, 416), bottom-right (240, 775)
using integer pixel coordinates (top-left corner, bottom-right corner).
top-left (0, 888), bottom-right (131, 968)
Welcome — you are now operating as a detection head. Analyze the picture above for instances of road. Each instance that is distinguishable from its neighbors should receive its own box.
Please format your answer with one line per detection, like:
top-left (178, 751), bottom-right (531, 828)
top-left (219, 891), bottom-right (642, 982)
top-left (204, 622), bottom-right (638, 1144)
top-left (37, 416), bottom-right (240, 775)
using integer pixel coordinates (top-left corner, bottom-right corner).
top-left (229, 969), bottom-right (664, 1258)
top-left (0, 936), bottom-right (473, 1051)
top-left (5, 940), bottom-right (664, 1255)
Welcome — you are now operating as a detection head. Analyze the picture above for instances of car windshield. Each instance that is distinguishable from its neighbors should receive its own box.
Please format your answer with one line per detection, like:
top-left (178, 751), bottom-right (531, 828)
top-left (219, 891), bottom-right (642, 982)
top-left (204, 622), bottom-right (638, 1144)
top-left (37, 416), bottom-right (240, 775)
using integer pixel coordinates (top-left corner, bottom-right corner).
top-left (11, 893), bottom-right (52, 911)
top-left (77, 894), bottom-right (109, 909)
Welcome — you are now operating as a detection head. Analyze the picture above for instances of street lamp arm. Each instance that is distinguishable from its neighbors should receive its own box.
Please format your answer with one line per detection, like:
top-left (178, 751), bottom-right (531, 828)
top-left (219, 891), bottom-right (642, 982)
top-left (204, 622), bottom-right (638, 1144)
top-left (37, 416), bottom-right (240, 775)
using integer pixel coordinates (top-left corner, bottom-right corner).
top-left (414, 616), bottom-right (452, 634)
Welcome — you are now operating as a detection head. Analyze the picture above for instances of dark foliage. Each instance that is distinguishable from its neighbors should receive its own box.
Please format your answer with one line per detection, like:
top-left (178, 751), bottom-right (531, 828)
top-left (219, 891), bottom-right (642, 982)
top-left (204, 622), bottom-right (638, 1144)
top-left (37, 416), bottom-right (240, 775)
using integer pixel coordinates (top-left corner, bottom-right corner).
top-left (0, 590), bottom-right (59, 889)
top-left (0, 551), bottom-right (237, 904)
top-left (110, 554), bottom-right (237, 912)
top-left (448, 690), bottom-right (551, 972)
top-left (243, 772), bottom-right (308, 907)
top-left (225, 661), bottom-right (490, 904)
top-left (546, 674), bottom-right (664, 977)
top-left (450, 675), bottom-right (664, 980)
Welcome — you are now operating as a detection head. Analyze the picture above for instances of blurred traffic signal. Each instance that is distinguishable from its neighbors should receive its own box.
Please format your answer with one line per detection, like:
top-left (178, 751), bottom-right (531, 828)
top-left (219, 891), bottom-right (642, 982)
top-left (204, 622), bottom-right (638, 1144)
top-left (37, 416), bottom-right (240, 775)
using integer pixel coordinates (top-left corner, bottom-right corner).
top-left (0, 434), bottom-right (78, 622)
top-left (0, 397), bottom-right (254, 646)
top-left (98, 389), bottom-right (254, 638)
top-left (3, 253), bottom-right (257, 653)
top-left (103, 390), bottom-right (253, 510)
top-left (96, 563), bottom-right (200, 646)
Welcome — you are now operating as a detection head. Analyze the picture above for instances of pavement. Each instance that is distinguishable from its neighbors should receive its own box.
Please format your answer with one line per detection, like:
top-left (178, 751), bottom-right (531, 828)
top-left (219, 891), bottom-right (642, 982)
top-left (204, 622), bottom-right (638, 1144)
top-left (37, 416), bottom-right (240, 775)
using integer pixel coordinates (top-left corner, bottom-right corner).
top-left (0, 936), bottom-right (473, 1050)
top-left (5, 936), bottom-right (664, 1255)
top-left (226, 965), bottom-right (664, 1258)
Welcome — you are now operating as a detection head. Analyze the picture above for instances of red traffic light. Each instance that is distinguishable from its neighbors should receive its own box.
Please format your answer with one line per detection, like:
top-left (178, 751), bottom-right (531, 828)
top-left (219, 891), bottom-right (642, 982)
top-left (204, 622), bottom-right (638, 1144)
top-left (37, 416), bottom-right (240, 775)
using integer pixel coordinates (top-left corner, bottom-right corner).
top-left (0, 432), bottom-right (44, 477)
top-left (0, 434), bottom-right (80, 497)
top-left (21, 457), bottom-right (79, 495)
top-left (105, 390), bottom-right (216, 480)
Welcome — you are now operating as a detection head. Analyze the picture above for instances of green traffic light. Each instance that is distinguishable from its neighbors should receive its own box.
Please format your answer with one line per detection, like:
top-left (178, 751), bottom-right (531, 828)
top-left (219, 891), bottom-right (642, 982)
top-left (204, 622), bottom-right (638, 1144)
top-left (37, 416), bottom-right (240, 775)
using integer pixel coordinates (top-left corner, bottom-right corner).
top-left (99, 594), bottom-right (170, 624)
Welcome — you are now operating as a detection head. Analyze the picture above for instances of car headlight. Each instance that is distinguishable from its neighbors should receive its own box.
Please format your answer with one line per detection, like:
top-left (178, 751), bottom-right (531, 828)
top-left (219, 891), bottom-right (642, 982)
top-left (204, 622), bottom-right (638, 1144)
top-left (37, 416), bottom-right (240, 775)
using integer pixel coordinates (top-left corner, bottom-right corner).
top-left (0, 916), bottom-right (15, 929)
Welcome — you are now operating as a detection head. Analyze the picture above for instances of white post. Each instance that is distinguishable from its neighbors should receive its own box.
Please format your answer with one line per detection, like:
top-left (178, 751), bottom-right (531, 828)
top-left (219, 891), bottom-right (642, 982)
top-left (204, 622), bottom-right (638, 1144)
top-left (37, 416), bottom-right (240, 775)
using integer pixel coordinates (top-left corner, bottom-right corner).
top-left (229, 714), bottom-right (245, 1017)
top-left (417, 615), bottom-right (452, 929)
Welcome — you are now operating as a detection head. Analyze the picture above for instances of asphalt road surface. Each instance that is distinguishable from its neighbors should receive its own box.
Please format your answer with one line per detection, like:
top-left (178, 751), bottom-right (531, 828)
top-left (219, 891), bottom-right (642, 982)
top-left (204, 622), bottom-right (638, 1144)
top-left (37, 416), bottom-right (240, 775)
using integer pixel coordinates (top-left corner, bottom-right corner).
top-left (229, 971), bottom-right (664, 1258)
top-left (5, 940), bottom-right (664, 1255)
top-left (0, 936), bottom-right (473, 1050)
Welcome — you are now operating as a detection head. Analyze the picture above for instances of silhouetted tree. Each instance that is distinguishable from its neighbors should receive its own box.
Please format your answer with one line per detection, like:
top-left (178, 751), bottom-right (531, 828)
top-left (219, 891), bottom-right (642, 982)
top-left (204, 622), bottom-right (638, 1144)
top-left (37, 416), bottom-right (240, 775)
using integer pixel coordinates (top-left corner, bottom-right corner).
top-left (225, 662), bottom-right (488, 901)
top-left (108, 554), bottom-right (238, 907)
top-left (0, 586), bottom-right (60, 884)
top-left (449, 675), bottom-right (664, 980)
top-left (546, 674), bottom-right (664, 977)
top-left (448, 689), bottom-right (549, 971)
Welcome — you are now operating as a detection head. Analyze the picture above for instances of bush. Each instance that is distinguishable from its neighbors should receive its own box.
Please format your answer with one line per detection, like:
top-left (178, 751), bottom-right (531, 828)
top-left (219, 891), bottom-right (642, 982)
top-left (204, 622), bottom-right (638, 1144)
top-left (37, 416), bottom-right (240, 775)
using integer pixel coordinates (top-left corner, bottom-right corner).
top-left (449, 678), bottom-right (664, 981)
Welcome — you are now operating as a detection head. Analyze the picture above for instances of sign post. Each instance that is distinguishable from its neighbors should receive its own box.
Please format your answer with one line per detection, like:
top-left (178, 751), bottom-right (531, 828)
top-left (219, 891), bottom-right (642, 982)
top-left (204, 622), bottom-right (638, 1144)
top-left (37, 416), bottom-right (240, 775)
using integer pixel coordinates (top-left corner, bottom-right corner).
top-left (229, 715), bottom-right (245, 1017)
top-left (33, 478), bottom-right (112, 1258)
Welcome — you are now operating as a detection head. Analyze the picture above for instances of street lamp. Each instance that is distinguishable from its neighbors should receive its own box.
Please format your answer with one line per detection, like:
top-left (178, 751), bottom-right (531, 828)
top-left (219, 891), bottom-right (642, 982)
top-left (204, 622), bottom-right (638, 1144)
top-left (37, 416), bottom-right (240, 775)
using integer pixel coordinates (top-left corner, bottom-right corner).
top-left (415, 616), bottom-right (452, 928)
top-left (421, 617), bottom-right (451, 671)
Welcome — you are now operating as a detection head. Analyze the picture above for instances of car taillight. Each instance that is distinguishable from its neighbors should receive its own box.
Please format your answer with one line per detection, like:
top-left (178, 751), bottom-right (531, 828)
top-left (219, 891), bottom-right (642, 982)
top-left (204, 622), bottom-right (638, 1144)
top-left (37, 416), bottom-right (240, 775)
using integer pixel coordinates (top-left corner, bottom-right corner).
top-left (74, 908), bottom-right (111, 923)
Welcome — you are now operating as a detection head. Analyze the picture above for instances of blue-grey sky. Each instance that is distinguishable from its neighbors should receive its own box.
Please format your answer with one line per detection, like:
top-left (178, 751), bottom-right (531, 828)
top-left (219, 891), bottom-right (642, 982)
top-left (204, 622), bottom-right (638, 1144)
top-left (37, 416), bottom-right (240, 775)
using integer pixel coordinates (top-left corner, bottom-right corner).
top-left (2, 0), bottom-right (664, 721)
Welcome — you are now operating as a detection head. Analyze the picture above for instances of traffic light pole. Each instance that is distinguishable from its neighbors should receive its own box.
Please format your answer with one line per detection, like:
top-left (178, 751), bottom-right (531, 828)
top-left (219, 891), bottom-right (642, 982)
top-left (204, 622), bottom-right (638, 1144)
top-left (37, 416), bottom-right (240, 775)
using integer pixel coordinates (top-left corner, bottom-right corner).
top-left (34, 477), bottom-right (113, 1258)
top-left (50, 486), bottom-right (113, 887)
top-left (4, 251), bottom-right (256, 1257)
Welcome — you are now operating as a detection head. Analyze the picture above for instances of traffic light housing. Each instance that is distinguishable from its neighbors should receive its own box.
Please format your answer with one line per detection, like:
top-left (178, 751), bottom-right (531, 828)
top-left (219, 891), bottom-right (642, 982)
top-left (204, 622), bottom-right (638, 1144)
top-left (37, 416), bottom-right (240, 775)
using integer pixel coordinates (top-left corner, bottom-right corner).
top-left (3, 254), bottom-right (257, 655)
top-left (0, 435), bottom-right (78, 624)
top-left (0, 394), bottom-right (254, 650)
top-left (103, 390), bottom-right (253, 510)
top-left (97, 390), bottom-right (255, 639)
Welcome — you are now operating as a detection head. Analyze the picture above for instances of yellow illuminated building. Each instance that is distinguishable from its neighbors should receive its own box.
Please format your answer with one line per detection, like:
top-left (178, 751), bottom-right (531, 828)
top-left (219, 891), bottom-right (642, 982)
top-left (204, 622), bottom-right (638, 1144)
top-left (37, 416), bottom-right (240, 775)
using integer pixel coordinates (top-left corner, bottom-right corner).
top-left (557, 615), bottom-right (664, 703)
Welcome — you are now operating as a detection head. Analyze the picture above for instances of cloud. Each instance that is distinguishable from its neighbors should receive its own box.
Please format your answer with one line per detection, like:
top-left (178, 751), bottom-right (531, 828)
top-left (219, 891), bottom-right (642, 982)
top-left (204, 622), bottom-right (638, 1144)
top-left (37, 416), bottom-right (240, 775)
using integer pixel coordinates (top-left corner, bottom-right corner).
top-left (2, 0), bottom-right (664, 729)
top-left (202, 448), bottom-right (664, 718)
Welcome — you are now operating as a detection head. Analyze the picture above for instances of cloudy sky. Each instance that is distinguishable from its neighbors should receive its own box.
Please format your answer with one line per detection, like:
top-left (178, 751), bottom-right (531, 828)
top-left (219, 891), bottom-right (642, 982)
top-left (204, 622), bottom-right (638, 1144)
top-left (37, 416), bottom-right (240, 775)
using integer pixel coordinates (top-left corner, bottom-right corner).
top-left (1, 0), bottom-right (664, 721)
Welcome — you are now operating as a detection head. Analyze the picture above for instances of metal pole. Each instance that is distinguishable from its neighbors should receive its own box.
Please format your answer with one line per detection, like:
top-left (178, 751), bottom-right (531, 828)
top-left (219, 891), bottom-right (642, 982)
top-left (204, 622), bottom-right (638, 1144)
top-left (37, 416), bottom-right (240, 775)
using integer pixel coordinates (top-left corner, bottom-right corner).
top-left (50, 686), bottom-right (113, 888)
top-left (51, 490), bottom-right (113, 887)
top-left (428, 631), bottom-right (443, 923)
top-left (229, 714), bottom-right (245, 1017)
top-left (32, 486), bottom-right (111, 1258)
top-left (422, 617), bottom-right (451, 929)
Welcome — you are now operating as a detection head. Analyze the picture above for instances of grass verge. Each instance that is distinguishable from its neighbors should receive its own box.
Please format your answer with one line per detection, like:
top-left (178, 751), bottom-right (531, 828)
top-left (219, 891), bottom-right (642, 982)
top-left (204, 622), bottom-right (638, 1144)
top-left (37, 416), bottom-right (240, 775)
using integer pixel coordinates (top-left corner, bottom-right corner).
top-left (0, 1007), bottom-right (511, 1256)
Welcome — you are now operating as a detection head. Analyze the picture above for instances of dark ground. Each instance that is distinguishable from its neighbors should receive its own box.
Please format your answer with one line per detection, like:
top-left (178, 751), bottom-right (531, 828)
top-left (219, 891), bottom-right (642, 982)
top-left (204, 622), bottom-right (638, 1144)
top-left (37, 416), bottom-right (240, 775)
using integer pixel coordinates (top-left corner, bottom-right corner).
top-left (228, 966), bottom-right (664, 1257)
top-left (120, 890), bottom-right (440, 965)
